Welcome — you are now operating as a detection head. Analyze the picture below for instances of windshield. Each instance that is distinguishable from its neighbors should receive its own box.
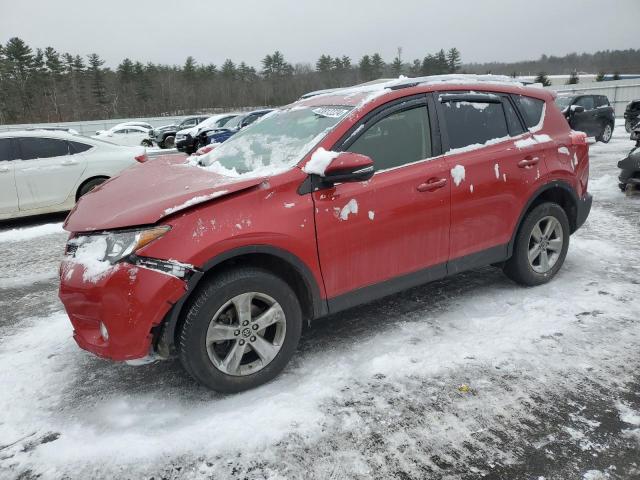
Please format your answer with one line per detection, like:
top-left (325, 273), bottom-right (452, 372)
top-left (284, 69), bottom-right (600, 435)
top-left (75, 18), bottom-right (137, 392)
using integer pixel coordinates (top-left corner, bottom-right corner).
top-left (199, 105), bottom-right (352, 176)
top-left (555, 96), bottom-right (574, 110)
top-left (217, 115), bottom-right (236, 127)
top-left (223, 114), bottom-right (245, 131)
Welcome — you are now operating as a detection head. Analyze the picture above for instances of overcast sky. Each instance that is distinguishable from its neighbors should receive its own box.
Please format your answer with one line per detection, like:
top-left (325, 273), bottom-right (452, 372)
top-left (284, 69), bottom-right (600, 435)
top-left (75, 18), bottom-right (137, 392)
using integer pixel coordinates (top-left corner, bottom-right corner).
top-left (1, 0), bottom-right (638, 69)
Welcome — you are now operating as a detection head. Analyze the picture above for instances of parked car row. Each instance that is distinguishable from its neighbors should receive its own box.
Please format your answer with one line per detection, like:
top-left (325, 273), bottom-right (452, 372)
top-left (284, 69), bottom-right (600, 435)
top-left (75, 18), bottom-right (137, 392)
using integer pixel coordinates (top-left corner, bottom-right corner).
top-left (151, 116), bottom-right (209, 149)
top-left (0, 130), bottom-right (147, 220)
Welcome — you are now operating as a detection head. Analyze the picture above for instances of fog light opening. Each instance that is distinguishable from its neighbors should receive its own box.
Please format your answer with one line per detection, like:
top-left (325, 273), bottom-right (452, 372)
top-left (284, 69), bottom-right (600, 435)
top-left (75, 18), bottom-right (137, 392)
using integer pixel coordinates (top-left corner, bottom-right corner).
top-left (99, 322), bottom-right (109, 341)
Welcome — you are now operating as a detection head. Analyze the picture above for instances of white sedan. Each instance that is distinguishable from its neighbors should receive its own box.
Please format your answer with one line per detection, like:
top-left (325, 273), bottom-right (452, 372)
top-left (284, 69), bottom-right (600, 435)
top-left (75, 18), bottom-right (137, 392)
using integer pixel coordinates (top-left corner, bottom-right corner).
top-left (95, 121), bottom-right (153, 136)
top-left (93, 125), bottom-right (154, 147)
top-left (0, 130), bottom-right (147, 220)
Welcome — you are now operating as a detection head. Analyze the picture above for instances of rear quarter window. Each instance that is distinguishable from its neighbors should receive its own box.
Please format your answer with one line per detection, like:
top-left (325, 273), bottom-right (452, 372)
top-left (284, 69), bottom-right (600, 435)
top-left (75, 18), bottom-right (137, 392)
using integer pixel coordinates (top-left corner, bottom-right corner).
top-left (512, 95), bottom-right (545, 129)
top-left (69, 141), bottom-right (92, 154)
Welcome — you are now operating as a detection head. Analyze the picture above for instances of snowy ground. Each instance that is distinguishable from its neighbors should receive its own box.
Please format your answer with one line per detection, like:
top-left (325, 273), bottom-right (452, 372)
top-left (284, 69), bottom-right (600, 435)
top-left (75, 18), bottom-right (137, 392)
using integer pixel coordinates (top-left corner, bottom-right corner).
top-left (1, 126), bottom-right (639, 480)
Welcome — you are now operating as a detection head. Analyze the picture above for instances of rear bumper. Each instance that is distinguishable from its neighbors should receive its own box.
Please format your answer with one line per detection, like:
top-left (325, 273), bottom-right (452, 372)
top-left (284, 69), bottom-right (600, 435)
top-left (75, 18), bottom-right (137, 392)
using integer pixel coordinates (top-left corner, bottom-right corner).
top-left (176, 137), bottom-right (194, 151)
top-left (576, 192), bottom-right (592, 231)
top-left (59, 260), bottom-right (188, 361)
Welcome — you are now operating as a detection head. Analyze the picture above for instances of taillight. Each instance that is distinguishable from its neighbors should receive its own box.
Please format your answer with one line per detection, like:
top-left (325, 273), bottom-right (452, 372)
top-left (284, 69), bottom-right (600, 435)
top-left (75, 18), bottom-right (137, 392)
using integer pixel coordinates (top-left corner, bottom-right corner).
top-left (570, 131), bottom-right (587, 145)
top-left (135, 153), bottom-right (149, 163)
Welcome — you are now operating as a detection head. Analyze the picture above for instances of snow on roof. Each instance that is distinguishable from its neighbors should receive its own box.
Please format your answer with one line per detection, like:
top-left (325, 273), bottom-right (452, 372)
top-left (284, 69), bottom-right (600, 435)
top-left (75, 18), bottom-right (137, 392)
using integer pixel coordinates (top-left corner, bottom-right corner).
top-left (297, 74), bottom-right (527, 109)
top-left (0, 129), bottom-right (82, 139)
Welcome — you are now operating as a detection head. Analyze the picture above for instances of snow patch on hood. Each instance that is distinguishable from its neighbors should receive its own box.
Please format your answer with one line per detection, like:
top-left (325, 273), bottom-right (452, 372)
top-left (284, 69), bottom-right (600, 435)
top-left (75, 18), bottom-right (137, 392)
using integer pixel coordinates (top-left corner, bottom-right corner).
top-left (163, 190), bottom-right (229, 216)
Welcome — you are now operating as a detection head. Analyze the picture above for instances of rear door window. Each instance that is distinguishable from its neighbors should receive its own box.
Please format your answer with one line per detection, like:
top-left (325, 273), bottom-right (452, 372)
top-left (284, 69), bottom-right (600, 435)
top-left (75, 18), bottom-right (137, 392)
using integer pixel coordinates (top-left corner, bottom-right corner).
top-left (595, 96), bottom-right (609, 108)
top-left (0, 138), bottom-right (17, 161)
top-left (512, 95), bottom-right (545, 129)
top-left (440, 99), bottom-right (509, 150)
top-left (18, 137), bottom-right (70, 160)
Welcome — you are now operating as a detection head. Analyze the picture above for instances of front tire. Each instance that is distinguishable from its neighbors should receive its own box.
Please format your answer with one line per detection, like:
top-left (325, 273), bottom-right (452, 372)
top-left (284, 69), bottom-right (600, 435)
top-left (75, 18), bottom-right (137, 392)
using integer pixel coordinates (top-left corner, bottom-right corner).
top-left (178, 267), bottom-right (302, 393)
top-left (164, 135), bottom-right (175, 149)
top-left (598, 123), bottom-right (613, 143)
top-left (503, 202), bottom-right (570, 286)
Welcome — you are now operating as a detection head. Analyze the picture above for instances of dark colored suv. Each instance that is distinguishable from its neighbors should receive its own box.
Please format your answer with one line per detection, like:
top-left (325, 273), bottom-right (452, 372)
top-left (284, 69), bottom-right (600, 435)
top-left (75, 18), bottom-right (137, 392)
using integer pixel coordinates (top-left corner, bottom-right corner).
top-left (59, 77), bottom-right (591, 393)
top-left (624, 100), bottom-right (640, 133)
top-left (555, 94), bottom-right (615, 143)
top-left (152, 116), bottom-right (210, 148)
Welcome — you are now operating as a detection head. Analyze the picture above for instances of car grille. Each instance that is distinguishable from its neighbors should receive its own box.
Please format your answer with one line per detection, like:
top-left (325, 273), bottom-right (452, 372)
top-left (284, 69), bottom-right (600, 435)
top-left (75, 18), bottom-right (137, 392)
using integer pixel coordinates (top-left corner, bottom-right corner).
top-left (65, 243), bottom-right (78, 257)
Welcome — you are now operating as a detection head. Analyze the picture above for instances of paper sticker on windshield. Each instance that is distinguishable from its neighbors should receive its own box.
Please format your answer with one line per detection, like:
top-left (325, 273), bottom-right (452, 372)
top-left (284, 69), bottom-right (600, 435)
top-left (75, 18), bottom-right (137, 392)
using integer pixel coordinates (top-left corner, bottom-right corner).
top-left (312, 107), bottom-right (350, 118)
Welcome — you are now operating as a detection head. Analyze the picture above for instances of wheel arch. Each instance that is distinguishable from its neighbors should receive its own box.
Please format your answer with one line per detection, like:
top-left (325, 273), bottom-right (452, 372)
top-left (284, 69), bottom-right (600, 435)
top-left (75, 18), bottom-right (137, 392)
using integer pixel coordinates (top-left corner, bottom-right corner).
top-left (75, 175), bottom-right (110, 201)
top-left (156, 245), bottom-right (328, 357)
top-left (507, 181), bottom-right (579, 258)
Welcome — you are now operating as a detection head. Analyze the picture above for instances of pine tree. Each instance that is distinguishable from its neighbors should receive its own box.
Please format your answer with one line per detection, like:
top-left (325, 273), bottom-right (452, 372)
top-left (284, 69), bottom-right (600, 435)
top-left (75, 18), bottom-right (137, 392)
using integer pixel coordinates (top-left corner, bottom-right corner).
top-left (446, 47), bottom-right (462, 73)
top-left (435, 49), bottom-right (448, 74)
top-left (534, 72), bottom-right (552, 87)
top-left (221, 59), bottom-right (237, 79)
top-left (183, 56), bottom-right (197, 78)
top-left (4, 37), bottom-right (35, 117)
top-left (316, 54), bottom-right (333, 73)
top-left (87, 53), bottom-right (108, 112)
top-left (566, 71), bottom-right (579, 85)
top-left (371, 53), bottom-right (385, 79)
top-left (359, 55), bottom-right (373, 80)
top-left (595, 72), bottom-right (606, 82)
top-left (44, 47), bottom-right (65, 121)
top-left (117, 58), bottom-right (134, 83)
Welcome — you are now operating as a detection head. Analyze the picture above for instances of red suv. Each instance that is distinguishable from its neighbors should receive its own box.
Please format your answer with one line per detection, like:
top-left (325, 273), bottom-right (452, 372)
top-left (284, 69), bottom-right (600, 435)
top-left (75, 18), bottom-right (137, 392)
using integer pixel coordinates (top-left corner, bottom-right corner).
top-left (59, 76), bottom-right (592, 393)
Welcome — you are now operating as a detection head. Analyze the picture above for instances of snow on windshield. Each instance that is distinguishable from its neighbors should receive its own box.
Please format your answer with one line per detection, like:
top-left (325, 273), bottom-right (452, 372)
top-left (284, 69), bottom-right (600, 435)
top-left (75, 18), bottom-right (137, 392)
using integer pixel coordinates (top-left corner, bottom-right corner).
top-left (198, 106), bottom-right (351, 177)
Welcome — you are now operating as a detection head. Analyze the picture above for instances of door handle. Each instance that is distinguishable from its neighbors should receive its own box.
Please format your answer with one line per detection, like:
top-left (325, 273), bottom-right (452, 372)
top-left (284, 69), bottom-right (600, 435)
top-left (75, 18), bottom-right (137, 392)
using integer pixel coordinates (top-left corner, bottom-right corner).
top-left (61, 159), bottom-right (79, 166)
top-left (417, 178), bottom-right (447, 192)
top-left (518, 156), bottom-right (540, 168)
top-left (0, 166), bottom-right (9, 173)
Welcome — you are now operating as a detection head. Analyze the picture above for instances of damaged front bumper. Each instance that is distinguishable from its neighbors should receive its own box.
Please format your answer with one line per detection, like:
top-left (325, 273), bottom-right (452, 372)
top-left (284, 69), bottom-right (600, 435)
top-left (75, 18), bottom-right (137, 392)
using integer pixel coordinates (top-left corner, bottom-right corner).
top-left (59, 256), bottom-right (197, 361)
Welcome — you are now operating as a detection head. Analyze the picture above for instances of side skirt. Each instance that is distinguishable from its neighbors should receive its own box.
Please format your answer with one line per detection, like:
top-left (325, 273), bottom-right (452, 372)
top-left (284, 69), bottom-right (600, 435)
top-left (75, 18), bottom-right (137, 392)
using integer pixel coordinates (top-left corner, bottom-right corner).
top-left (326, 244), bottom-right (509, 315)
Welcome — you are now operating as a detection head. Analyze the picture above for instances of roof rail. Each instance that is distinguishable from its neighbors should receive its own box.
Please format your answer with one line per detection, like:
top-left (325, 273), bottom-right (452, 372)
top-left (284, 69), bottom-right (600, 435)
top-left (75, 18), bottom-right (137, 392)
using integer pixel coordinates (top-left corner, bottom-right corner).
top-left (385, 74), bottom-right (523, 91)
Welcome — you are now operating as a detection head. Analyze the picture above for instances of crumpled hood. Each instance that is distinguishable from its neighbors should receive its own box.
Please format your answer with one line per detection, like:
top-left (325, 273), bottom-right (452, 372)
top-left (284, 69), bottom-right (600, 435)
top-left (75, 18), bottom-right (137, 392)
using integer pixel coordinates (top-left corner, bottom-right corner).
top-left (64, 155), bottom-right (264, 232)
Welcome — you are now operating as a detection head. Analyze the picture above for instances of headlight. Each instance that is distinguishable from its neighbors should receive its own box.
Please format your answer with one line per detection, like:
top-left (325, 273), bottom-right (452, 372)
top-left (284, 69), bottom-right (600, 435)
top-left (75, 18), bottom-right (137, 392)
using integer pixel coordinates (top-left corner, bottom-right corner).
top-left (71, 226), bottom-right (170, 264)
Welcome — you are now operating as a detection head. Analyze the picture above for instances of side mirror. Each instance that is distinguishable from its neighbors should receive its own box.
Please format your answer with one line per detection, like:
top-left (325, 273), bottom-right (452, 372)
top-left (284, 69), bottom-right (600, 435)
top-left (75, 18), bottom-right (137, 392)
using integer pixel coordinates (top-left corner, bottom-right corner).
top-left (322, 152), bottom-right (375, 184)
top-left (570, 105), bottom-right (585, 115)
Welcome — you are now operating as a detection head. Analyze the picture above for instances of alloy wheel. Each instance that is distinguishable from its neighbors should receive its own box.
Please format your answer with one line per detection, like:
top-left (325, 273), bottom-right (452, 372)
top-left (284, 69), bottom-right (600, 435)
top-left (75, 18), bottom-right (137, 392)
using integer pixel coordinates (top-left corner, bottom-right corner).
top-left (528, 216), bottom-right (564, 274)
top-left (205, 292), bottom-right (287, 376)
top-left (602, 124), bottom-right (613, 142)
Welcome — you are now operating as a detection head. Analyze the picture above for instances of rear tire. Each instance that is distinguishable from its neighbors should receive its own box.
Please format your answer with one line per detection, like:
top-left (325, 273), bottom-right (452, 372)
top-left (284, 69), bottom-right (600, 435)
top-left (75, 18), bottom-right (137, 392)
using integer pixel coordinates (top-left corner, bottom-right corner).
top-left (178, 267), bottom-right (302, 393)
top-left (77, 177), bottom-right (107, 199)
top-left (141, 139), bottom-right (152, 147)
top-left (503, 202), bottom-right (570, 286)
top-left (164, 135), bottom-right (175, 149)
